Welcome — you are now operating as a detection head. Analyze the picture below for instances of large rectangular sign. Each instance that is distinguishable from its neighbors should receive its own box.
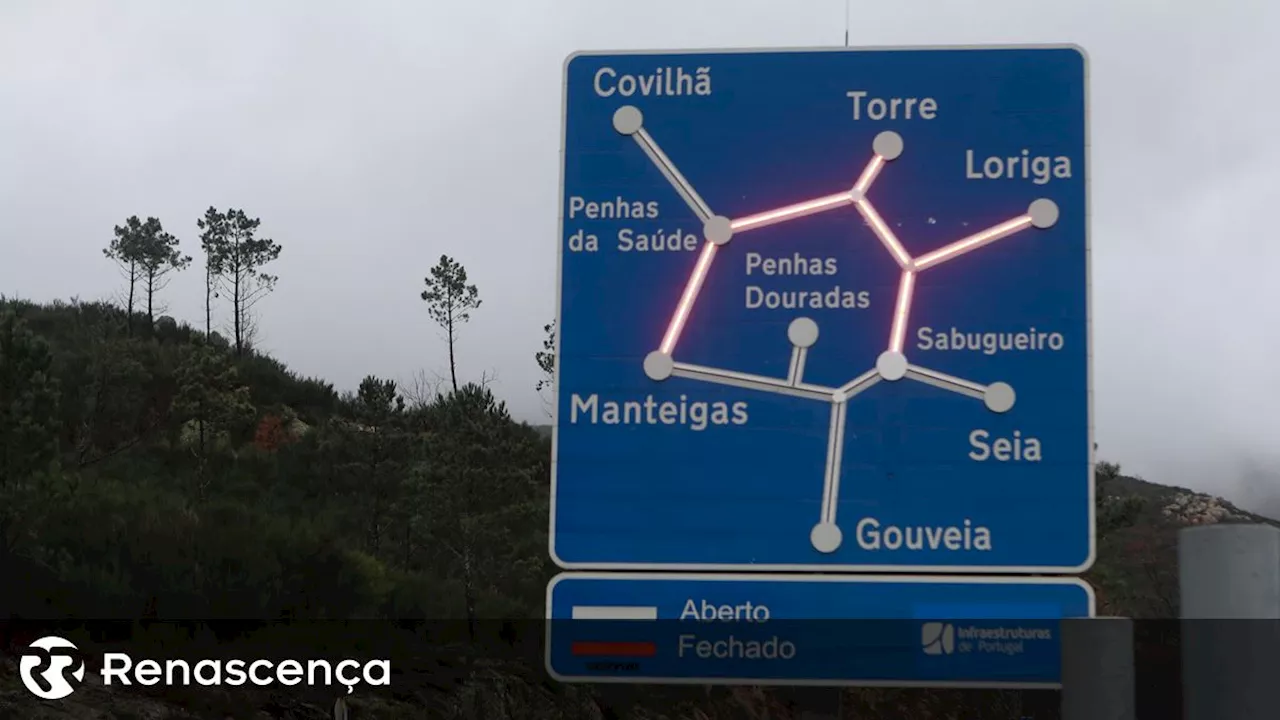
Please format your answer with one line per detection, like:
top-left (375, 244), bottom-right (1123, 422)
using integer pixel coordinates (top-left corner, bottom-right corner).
top-left (551, 45), bottom-right (1093, 572)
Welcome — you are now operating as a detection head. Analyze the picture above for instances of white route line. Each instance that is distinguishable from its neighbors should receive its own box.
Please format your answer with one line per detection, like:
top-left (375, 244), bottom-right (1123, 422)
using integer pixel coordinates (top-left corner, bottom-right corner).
top-left (613, 111), bottom-right (1061, 554)
top-left (670, 362), bottom-right (834, 402)
top-left (821, 401), bottom-right (849, 524)
top-left (904, 364), bottom-right (988, 400)
top-left (632, 127), bottom-right (713, 222)
top-left (787, 347), bottom-right (808, 386)
top-left (837, 368), bottom-right (881, 398)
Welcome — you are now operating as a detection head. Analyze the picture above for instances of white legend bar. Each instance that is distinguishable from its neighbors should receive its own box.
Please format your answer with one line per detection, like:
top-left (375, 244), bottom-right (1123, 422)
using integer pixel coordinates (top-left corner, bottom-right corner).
top-left (571, 605), bottom-right (659, 620)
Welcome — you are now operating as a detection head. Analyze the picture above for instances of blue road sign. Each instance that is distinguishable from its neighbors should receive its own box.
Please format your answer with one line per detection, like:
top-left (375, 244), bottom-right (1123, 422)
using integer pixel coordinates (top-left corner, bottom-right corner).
top-left (551, 45), bottom-right (1092, 572)
top-left (546, 573), bottom-right (1095, 687)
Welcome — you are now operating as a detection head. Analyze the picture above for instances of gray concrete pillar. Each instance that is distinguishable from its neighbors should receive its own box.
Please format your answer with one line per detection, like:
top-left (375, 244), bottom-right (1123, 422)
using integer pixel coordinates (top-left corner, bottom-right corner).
top-left (1180, 523), bottom-right (1280, 720)
top-left (1060, 616), bottom-right (1135, 720)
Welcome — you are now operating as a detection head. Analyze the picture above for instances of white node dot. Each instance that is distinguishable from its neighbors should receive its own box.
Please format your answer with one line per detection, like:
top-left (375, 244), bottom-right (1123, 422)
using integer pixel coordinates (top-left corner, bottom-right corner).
top-left (831, 389), bottom-right (848, 404)
top-left (1028, 198), bottom-right (1059, 229)
top-left (643, 350), bottom-right (674, 381)
top-left (612, 106), bottom-right (643, 136)
top-left (703, 215), bottom-right (733, 246)
top-left (811, 523), bottom-right (843, 553)
top-left (984, 382), bottom-right (1016, 413)
top-left (787, 317), bottom-right (819, 348)
top-left (873, 130), bottom-right (904, 160)
top-left (876, 350), bottom-right (908, 381)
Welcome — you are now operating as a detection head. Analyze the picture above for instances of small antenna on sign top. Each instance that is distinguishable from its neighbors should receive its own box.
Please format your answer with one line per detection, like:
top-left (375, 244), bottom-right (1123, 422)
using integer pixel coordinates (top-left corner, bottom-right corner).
top-left (844, 0), bottom-right (851, 46)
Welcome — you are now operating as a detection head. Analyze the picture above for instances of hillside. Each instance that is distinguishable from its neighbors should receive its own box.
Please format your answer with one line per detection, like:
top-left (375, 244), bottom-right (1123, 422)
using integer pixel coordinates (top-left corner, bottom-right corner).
top-left (0, 297), bottom-right (1265, 718)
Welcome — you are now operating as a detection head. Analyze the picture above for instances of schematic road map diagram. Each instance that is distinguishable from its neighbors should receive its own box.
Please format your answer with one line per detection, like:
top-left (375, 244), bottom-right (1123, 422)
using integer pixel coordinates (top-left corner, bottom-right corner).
top-left (550, 46), bottom-right (1093, 573)
top-left (626, 111), bottom-right (1061, 554)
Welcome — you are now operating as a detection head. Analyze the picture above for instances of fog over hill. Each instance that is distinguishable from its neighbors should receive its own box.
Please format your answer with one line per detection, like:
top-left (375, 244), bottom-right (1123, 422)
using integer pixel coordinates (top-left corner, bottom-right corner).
top-left (2, 0), bottom-right (1278, 531)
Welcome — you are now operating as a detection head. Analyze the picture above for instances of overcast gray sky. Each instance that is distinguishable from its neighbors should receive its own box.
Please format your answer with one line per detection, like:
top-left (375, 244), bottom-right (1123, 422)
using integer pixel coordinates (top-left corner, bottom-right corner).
top-left (2, 0), bottom-right (1276, 507)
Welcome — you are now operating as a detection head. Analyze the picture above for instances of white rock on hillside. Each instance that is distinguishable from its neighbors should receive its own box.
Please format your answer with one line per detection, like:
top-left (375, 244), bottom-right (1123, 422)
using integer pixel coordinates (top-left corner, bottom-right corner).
top-left (1161, 492), bottom-right (1243, 525)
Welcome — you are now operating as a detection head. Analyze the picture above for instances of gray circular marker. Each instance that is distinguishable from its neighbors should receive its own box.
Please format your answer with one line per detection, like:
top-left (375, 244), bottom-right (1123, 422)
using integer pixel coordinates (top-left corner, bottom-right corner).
top-left (873, 130), bottom-right (904, 160)
top-left (876, 350), bottom-right (908, 381)
top-left (643, 350), bottom-right (674, 381)
top-left (1028, 198), bottom-right (1059, 229)
top-left (787, 317), bottom-right (819, 348)
top-left (984, 382), bottom-right (1016, 413)
top-left (612, 105), bottom-right (643, 136)
top-left (811, 523), bottom-right (843, 553)
top-left (703, 215), bottom-right (733, 246)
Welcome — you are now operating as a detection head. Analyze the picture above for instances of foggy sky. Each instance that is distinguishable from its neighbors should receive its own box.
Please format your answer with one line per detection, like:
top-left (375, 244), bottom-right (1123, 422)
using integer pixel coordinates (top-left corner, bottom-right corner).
top-left (2, 0), bottom-right (1276, 507)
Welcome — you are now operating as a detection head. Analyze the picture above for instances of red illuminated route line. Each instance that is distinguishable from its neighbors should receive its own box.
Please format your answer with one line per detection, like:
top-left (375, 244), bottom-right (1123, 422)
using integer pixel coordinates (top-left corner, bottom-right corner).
top-left (607, 104), bottom-right (1060, 555)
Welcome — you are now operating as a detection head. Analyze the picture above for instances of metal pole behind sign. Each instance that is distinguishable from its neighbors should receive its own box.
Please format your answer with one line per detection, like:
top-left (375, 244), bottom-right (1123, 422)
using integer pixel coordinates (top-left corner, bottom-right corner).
top-left (1180, 523), bottom-right (1280, 720)
top-left (795, 687), bottom-right (842, 719)
top-left (1059, 616), bottom-right (1135, 720)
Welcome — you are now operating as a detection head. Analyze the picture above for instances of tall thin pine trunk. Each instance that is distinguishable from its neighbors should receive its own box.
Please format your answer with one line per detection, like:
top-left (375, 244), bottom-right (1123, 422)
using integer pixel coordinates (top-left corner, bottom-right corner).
top-left (146, 271), bottom-right (155, 327)
top-left (448, 321), bottom-right (458, 393)
top-left (201, 255), bottom-right (214, 456)
top-left (204, 263), bottom-right (213, 337)
top-left (126, 260), bottom-right (136, 336)
top-left (463, 554), bottom-right (477, 641)
top-left (233, 265), bottom-right (242, 355)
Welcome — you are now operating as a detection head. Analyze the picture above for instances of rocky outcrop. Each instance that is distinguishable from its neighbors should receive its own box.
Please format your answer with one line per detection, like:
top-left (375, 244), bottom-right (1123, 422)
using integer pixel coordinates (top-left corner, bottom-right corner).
top-left (1161, 491), bottom-right (1247, 525)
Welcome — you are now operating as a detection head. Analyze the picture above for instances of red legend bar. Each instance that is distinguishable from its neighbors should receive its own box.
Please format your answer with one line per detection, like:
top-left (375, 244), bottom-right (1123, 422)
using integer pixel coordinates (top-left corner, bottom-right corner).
top-left (571, 641), bottom-right (657, 657)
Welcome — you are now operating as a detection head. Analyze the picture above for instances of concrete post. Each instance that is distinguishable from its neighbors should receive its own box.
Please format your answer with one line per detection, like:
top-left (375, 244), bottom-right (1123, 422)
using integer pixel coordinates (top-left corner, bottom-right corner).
top-left (1059, 617), bottom-right (1135, 720)
top-left (1180, 523), bottom-right (1280, 720)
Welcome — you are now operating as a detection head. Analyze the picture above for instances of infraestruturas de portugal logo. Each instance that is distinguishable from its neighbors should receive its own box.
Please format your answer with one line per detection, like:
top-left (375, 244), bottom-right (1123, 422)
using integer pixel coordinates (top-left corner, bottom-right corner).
top-left (920, 622), bottom-right (1053, 656)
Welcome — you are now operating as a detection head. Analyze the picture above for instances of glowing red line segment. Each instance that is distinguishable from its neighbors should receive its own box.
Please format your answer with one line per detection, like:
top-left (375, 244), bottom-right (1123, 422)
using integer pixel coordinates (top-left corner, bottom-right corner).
top-left (889, 270), bottom-right (916, 353)
top-left (659, 242), bottom-right (718, 355)
top-left (729, 191), bottom-right (854, 233)
top-left (853, 155), bottom-right (885, 194)
top-left (913, 215), bottom-right (1034, 271)
top-left (853, 199), bottom-right (913, 268)
top-left (571, 641), bottom-right (657, 657)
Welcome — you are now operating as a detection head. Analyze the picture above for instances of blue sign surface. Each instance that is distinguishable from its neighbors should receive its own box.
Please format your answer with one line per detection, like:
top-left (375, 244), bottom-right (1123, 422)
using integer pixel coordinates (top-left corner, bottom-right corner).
top-left (551, 45), bottom-right (1093, 572)
top-left (545, 573), bottom-right (1094, 687)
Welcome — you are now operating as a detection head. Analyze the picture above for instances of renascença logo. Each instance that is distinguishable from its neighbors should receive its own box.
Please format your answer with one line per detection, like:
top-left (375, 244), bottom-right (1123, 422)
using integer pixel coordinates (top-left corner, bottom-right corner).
top-left (96, 654), bottom-right (390, 694)
top-left (18, 635), bottom-right (392, 698)
top-left (20, 636), bottom-right (86, 700)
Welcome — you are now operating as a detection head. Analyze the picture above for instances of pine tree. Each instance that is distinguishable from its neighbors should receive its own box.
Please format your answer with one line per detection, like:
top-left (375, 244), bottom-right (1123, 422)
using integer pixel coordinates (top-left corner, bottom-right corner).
top-left (416, 384), bottom-right (546, 632)
top-left (103, 216), bottom-right (147, 335)
top-left (173, 343), bottom-right (255, 484)
top-left (134, 217), bottom-right (191, 326)
top-left (0, 311), bottom-right (61, 562)
top-left (0, 311), bottom-right (61, 486)
top-left (199, 208), bottom-right (282, 354)
top-left (535, 319), bottom-right (556, 416)
top-left (196, 207), bottom-right (226, 338)
top-left (420, 255), bottom-right (481, 393)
